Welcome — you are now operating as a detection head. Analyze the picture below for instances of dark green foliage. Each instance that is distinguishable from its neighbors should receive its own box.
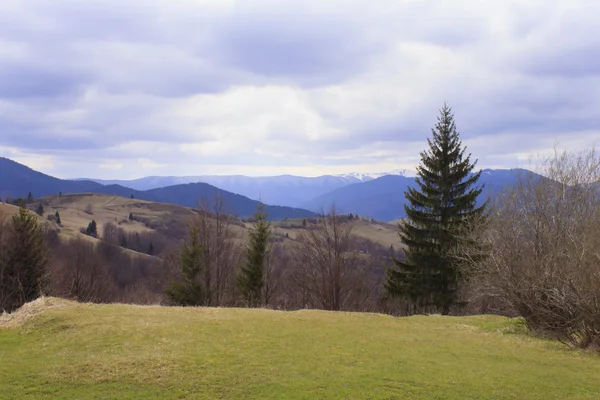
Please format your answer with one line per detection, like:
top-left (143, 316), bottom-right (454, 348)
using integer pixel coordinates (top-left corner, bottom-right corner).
top-left (129, 212), bottom-right (134, 221)
top-left (27, 192), bottom-right (34, 203)
top-left (385, 104), bottom-right (486, 315)
top-left (237, 203), bottom-right (271, 307)
top-left (130, 194), bottom-right (135, 199)
top-left (166, 225), bottom-right (206, 306)
top-left (0, 207), bottom-right (48, 313)
top-left (55, 211), bottom-right (61, 225)
top-left (36, 202), bottom-right (44, 216)
top-left (85, 220), bottom-right (98, 238)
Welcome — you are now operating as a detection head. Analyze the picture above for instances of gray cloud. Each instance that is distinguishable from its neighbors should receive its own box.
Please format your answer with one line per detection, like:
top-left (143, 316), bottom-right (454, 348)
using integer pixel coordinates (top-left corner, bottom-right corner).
top-left (0, 0), bottom-right (598, 179)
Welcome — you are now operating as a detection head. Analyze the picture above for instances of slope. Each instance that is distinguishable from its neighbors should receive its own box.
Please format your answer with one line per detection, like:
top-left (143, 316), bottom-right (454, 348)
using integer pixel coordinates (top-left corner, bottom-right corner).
top-left (1, 298), bottom-right (599, 399)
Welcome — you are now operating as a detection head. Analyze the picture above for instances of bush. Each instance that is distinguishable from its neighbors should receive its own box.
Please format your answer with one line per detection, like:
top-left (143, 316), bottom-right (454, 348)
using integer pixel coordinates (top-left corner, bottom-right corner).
top-left (460, 149), bottom-right (600, 350)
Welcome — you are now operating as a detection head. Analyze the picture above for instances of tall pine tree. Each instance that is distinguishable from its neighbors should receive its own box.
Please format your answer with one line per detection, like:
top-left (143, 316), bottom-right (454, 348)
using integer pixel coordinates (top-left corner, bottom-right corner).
top-left (385, 104), bottom-right (486, 315)
top-left (237, 203), bottom-right (271, 307)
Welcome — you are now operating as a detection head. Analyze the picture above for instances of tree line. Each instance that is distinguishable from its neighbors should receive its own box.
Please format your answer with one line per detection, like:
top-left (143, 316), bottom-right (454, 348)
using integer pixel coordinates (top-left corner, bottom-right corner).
top-left (2, 104), bottom-right (598, 350)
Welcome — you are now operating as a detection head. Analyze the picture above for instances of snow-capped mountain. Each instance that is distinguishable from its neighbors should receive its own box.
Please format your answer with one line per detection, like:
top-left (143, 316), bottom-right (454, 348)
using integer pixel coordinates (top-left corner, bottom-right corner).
top-left (336, 169), bottom-right (410, 182)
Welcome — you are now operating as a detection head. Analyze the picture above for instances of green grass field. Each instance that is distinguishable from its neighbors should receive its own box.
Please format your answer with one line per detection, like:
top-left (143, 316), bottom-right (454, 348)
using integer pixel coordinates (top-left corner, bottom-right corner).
top-left (1, 298), bottom-right (599, 399)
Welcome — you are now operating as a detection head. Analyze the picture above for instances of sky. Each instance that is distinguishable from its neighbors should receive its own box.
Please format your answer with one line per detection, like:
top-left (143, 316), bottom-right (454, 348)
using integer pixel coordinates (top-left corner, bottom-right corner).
top-left (0, 0), bottom-right (599, 179)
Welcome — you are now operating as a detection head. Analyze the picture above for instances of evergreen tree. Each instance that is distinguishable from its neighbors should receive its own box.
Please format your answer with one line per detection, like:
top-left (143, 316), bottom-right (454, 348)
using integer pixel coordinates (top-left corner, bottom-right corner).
top-left (55, 211), bottom-right (61, 225)
top-left (27, 192), bottom-right (34, 203)
top-left (36, 202), bottom-right (44, 216)
top-left (237, 203), bottom-right (271, 307)
top-left (148, 242), bottom-right (154, 256)
top-left (385, 104), bottom-right (486, 315)
top-left (0, 207), bottom-right (48, 312)
top-left (85, 220), bottom-right (98, 238)
top-left (166, 225), bottom-right (206, 306)
top-left (129, 212), bottom-right (134, 221)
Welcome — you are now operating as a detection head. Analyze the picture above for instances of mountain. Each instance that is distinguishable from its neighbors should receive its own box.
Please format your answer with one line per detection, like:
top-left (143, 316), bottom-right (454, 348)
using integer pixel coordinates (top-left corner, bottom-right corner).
top-left (79, 174), bottom-right (365, 207)
top-left (80, 169), bottom-right (411, 207)
top-left (0, 157), bottom-right (110, 198)
top-left (301, 169), bottom-right (539, 222)
top-left (0, 158), bottom-right (316, 220)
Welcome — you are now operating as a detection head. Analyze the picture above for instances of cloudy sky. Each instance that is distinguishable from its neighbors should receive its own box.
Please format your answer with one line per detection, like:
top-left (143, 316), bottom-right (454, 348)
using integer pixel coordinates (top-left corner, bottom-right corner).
top-left (0, 0), bottom-right (598, 179)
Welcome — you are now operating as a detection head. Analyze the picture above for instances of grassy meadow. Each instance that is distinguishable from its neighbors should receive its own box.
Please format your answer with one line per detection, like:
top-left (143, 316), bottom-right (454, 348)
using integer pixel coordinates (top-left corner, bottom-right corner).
top-left (1, 298), bottom-right (599, 399)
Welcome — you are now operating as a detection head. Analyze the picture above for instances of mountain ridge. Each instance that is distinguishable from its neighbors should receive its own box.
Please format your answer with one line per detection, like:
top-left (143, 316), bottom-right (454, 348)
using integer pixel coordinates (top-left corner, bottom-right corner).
top-left (0, 157), bottom-right (316, 220)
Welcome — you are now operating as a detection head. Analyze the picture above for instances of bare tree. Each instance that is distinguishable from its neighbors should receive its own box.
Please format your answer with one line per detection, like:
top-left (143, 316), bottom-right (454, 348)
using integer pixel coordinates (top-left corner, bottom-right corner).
top-left (55, 238), bottom-right (114, 303)
top-left (287, 206), bottom-right (379, 311)
top-left (458, 148), bottom-right (600, 349)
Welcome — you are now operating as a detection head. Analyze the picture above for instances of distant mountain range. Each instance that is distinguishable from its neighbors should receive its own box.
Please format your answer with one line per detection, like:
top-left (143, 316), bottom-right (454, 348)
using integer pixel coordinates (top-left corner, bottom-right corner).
top-left (77, 170), bottom-right (409, 207)
top-left (1, 157), bottom-right (543, 222)
top-left (301, 169), bottom-right (536, 221)
top-left (0, 158), bottom-right (317, 220)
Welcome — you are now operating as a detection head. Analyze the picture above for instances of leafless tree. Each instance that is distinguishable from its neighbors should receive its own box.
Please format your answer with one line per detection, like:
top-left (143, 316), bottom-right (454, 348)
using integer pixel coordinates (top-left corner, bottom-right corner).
top-left (189, 195), bottom-right (244, 306)
top-left (457, 148), bottom-right (600, 349)
top-left (287, 206), bottom-right (380, 311)
top-left (55, 238), bottom-right (114, 303)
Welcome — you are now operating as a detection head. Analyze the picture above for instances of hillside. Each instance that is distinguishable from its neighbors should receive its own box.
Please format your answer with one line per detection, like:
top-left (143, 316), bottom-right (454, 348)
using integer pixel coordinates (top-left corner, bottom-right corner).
top-left (0, 158), bottom-right (317, 221)
top-left (2, 298), bottom-right (600, 399)
top-left (19, 194), bottom-right (401, 251)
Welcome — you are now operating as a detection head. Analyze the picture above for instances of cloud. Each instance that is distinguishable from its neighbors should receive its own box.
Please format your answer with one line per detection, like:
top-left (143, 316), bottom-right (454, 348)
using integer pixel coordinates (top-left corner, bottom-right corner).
top-left (0, 0), bottom-right (598, 179)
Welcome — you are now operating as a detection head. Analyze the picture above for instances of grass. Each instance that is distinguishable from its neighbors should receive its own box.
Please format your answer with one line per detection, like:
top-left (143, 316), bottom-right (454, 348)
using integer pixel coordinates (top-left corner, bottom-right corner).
top-left (1, 298), bottom-right (599, 399)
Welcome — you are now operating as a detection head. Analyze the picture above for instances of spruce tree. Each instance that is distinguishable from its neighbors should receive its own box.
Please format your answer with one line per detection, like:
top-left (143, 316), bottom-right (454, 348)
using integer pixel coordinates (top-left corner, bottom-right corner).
top-left (55, 211), bottom-right (61, 225)
top-left (0, 207), bottom-right (48, 312)
top-left (385, 104), bottom-right (486, 315)
top-left (86, 220), bottom-right (98, 237)
top-left (166, 225), bottom-right (206, 306)
top-left (237, 203), bottom-right (271, 307)
top-left (36, 202), bottom-right (44, 216)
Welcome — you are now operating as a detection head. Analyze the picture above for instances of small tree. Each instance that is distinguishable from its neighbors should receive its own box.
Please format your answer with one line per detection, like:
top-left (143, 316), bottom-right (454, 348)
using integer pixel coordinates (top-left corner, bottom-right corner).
top-left (237, 203), bottom-right (271, 307)
top-left (36, 202), bottom-right (44, 216)
top-left (166, 225), bottom-right (206, 306)
top-left (129, 212), bottom-right (134, 221)
top-left (55, 210), bottom-right (61, 225)
top-left (27, 192), bottom-right (34, 203)
top-left (148, 242), bottom-right (154, 256)
top-left (85, 220), bottom-right (98, 238)
top-left (385, 104), bottom-right (486, 315)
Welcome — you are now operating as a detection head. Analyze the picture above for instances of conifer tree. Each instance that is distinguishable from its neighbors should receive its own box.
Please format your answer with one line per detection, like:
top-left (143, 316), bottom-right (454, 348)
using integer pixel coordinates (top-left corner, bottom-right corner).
top-left (385, 104), bottom-right (486, 315)
top-left (27, 192), bottom-right (34, 203)
top-left (55, 211), bottom-right (61, 225)
top-left (85, 220), bottom-right (98, 237)
top-left (36, 202), bottom-right (44, 216)
top-left (237, 203), bottom-right (271, 307)
top-left (0, 207), bottom-right (48, 312)
top-left (166, 225), bottom-right (206, 306)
